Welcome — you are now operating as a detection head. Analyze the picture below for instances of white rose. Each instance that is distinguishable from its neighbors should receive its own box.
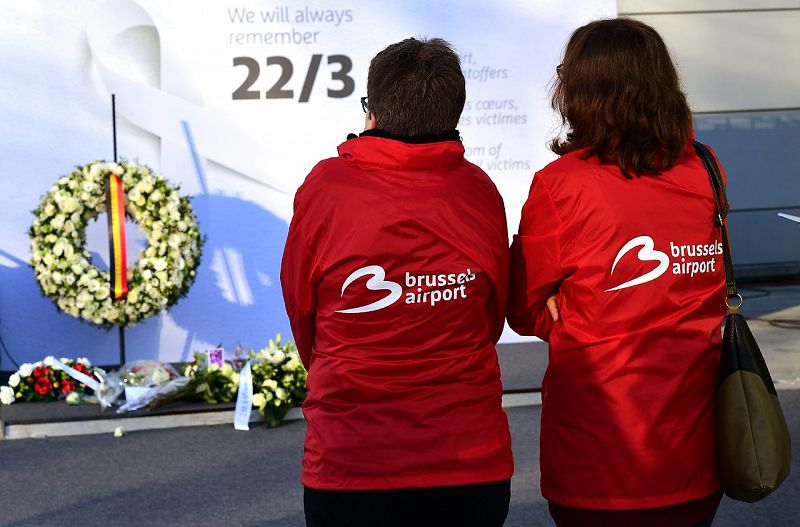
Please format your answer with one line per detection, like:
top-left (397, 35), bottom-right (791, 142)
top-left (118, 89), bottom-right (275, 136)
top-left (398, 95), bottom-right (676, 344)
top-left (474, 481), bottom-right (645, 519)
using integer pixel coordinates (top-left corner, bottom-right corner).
top-left (87, 279), bottom-right (101, 293)
top-left (43, 356), bottom-right (55, 366)
top-left (78, 357), bottom-right (91, 367)
top-left (44, 203), bottom-right (56, 217)
top-left (19, 363), bottom-right (33, 377)
top-left (51, 271), bottom-right (63, 284)
top-left (153, 259), bottom-right (168, 272)
top-left (269, 350), bottom-right (286, 365)
top-left (149, 189), bottom-right (163, 203)
top-left (252, 393), bottom-right (266, 408)
top-left (89, 163), bottom-right (103, 179)
top-left (63, 221), bottom-right (76, 234)
top-left (263, 379), bottom-right (278, 391)
top-left (51, 214), bottom-right (66, 230)
top-left (60, 197), bottom-right (79, 213)
top-left (0, 386), bottom-right (14, 405)
top-left (52, 240), bottom-right (65, 257)
top-left (167, 234), bottom-right (181, 249)
top-left (8, 373), bottom-right (20, 388)
top-left (75, 290), bottom-right (93, 309)
top-left (127, 289), bottom-right (140, 303)
top-left (275, 387), bottom-right (288, 401)
top-left (96, 287), bottom-right (110, 300)
top-left (83, 181), bottom-right (96, 193)
top-left (177, 220), bottom-right (188, 232)
top-left (43, 253), bottom-right (55, 267)
top-left (284, 358), bottom-right (302, 372)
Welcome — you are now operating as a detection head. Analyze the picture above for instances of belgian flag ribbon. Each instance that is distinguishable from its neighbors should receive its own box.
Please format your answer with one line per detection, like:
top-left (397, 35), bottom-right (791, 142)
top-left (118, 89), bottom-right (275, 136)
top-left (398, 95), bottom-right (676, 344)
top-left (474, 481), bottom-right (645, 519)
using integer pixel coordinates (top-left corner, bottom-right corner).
top-left (105, 173), bottom-right (128, 301)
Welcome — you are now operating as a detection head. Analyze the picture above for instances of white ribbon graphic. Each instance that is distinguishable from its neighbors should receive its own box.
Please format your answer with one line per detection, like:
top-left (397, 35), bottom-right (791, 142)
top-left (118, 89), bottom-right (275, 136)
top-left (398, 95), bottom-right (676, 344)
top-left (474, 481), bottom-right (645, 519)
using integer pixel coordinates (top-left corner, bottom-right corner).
top-left (86, 0), bottom-right (293, 201)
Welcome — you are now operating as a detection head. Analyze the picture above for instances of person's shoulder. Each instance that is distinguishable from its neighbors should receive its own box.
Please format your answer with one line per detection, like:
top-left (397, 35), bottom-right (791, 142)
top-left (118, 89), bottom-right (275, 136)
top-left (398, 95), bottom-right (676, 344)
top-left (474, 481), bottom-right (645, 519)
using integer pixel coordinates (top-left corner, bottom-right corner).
top-left (460, 160), bottom-right (504, 203)
top-left (533, 150), bottom-right (603, 193)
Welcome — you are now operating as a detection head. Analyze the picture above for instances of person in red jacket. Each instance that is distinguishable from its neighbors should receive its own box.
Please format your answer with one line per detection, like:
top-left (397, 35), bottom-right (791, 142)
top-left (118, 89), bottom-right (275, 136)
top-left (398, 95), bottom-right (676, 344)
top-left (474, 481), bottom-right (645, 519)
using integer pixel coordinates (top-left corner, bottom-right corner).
top-left (508, 19), bottom-right (726, 527)
top-left (281, 37), bottom-right (513, 527)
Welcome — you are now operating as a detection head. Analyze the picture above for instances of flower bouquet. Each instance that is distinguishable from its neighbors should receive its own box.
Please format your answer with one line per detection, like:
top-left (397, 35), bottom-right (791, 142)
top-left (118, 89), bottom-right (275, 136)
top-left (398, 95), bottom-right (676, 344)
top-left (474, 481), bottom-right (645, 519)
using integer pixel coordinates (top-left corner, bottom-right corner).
top-left (249, 335), bottom-right (307, 428)
top-left (146, 352), bottom-right (240, 410)
top-left (118, 360), bottom-right (178, 401)
top-left (1, 356), bottom-right (100, 405)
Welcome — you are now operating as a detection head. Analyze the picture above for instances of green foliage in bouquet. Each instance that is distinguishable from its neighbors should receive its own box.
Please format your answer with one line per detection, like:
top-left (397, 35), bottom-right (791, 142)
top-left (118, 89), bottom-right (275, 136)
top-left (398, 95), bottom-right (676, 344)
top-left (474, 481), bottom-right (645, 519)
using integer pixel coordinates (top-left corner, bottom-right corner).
top-left (249, 335), bottom-right (307, 428)
top-left (183, 353), bottom-right (239, 404)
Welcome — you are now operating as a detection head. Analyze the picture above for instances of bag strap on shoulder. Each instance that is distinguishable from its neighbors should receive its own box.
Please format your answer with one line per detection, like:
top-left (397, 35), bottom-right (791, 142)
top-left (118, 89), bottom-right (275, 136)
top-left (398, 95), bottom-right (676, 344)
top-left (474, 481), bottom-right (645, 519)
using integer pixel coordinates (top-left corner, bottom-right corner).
top-left (692, 141), bottom-right (739, 304)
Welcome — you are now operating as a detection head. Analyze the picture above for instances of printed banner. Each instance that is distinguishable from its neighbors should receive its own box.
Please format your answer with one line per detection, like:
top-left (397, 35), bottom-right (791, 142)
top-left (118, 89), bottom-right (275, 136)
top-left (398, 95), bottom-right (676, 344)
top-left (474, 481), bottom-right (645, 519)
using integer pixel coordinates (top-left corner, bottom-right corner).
top-left (0, 0), bottom-right (616, 364)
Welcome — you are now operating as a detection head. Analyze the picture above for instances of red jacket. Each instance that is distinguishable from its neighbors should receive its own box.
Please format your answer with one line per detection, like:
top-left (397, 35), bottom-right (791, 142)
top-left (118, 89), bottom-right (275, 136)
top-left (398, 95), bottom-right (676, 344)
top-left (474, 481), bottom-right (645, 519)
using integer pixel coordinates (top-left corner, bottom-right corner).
top-left (281, 132), bottom-right (514, 490)
top-left (508, 145), bottom-right (726, 509)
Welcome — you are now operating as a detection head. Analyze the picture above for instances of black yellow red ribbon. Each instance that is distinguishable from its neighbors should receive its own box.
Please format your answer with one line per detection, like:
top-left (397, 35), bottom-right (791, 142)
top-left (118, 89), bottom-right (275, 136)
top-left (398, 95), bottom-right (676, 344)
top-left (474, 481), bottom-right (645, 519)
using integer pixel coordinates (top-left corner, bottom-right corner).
top-left (105, 174), bottom-right (128, 301)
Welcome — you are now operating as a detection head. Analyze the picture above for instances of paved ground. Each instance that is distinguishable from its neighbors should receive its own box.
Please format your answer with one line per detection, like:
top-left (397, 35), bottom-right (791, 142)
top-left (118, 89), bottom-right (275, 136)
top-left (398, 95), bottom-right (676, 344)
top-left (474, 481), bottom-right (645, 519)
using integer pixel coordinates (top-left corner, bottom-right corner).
top-left (1, 392), bottom-right (799, 527)
top-left (1, 284), bottom-right (799, 526)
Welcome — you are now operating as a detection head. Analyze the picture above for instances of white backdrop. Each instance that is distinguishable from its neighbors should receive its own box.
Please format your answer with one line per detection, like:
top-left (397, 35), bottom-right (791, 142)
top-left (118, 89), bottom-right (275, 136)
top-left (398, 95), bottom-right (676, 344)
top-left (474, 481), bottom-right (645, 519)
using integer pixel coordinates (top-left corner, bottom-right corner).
top-left (0, 0), bottom-right (615, 366)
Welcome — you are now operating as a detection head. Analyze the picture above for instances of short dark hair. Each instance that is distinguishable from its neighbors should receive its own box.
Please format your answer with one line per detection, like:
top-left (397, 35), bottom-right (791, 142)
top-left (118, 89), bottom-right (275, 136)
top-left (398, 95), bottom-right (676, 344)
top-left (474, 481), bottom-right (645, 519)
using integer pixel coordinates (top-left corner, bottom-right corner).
top-left (550, 18), bottom-right (692, 177)
top-left (367, 37), bottom-right (466, 137)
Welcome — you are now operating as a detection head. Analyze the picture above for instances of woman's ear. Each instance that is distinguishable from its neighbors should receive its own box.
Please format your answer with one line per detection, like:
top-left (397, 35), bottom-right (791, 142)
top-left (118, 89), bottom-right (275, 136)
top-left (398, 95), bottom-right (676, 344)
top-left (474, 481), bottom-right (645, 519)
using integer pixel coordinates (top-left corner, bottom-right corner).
top-left (364, 112), bottom-right (377, 131)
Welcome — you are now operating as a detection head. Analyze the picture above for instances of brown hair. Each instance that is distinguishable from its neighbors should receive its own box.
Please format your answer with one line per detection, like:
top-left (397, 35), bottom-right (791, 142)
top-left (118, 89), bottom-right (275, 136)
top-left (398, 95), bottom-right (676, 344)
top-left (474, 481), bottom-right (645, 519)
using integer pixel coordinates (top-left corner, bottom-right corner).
top-left (367, 37), bottom-right (466, 137)
top-left (550, 18), bottom-right (692, 177)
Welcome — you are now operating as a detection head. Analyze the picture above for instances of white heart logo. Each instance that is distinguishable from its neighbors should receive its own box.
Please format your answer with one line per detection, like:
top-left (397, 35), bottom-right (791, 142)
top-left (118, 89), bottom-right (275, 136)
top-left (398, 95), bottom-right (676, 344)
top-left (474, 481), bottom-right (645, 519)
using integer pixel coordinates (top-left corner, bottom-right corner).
top-left (336, 265), bottom-right (403, 314)
top-left (605, 235), bottom-right (669, 292)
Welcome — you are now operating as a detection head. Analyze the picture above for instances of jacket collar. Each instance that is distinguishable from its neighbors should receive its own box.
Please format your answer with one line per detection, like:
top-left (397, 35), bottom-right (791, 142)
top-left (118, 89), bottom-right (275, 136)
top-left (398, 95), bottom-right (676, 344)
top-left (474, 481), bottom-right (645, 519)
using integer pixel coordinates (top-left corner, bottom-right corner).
top-left (338, 129), bottom-right (465, 171)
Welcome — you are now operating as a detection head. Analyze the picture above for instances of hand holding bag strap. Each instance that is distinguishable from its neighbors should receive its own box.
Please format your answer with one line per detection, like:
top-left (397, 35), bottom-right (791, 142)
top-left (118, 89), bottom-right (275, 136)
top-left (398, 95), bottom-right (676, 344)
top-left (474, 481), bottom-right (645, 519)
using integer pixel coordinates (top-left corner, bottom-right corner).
top-left (693, 141), bottom-right (739, 303)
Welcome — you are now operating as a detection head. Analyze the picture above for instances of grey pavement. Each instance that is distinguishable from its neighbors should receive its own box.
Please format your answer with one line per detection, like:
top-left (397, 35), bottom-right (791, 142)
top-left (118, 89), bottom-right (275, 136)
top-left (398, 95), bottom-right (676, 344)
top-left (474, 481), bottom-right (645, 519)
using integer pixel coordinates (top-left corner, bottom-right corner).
top-left (0, 392), bottom-right (799, 526)
top-left (0, 283), bottom-right (799, 526)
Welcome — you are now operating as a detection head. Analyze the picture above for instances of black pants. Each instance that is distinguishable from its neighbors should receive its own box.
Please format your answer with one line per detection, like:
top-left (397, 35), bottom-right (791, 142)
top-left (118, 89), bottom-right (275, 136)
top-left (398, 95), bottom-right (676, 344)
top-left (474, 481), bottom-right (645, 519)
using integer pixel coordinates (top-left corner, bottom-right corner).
top-left (304, 480), bottom-right (511, 527)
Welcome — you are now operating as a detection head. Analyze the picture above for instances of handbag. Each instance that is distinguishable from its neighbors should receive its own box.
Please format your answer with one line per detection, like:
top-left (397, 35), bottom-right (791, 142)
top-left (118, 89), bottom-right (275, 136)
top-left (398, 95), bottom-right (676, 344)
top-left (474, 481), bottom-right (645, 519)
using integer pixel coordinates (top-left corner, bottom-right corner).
top-left (694, 141), bottom-right (792, 502)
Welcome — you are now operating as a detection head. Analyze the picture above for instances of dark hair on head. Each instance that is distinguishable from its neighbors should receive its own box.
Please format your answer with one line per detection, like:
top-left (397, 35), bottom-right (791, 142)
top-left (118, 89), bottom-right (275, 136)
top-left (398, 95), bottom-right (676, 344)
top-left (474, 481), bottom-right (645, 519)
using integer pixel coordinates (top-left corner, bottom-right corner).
top-left (367, 37), bottom-right (466, 137)
top-left (550, 18), bottom-right (692, 177)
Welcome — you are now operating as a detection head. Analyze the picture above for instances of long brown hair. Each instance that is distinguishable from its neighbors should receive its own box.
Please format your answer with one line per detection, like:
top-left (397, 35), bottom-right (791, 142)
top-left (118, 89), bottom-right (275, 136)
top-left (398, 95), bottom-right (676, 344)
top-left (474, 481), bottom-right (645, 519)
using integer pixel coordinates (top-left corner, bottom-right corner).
top-left (550, 18), bottom-right (692, 178)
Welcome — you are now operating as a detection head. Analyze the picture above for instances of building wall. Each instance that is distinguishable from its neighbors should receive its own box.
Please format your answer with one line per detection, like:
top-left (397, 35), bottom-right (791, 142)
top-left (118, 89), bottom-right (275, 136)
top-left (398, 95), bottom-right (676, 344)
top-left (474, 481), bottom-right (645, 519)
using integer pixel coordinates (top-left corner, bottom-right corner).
top-left (620, 1), bottom-right (800, 278)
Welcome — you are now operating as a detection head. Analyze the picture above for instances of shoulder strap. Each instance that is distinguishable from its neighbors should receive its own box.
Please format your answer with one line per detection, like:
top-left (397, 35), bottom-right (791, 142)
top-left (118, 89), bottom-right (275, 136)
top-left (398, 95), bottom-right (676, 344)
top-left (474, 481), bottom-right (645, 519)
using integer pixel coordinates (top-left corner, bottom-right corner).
top-left (692, 141), bottom-right (738, 301)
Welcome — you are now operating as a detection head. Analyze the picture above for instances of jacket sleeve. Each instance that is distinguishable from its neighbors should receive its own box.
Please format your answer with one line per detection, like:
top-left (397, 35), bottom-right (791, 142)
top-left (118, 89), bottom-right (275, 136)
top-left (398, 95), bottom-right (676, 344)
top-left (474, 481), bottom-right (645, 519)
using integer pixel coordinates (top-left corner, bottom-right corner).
top-left (280, 198), bottom-right (317, 367)
top-left (507, 174), bottom-right (565, 341)
top-left (490, 190), bottom-right (510, 344)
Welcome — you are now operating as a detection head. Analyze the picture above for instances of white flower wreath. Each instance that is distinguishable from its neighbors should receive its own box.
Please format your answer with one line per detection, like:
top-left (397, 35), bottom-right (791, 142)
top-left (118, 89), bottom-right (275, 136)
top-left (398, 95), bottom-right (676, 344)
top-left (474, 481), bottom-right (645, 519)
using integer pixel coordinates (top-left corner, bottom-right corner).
top-left (29, 161), bottom-right (203, 327)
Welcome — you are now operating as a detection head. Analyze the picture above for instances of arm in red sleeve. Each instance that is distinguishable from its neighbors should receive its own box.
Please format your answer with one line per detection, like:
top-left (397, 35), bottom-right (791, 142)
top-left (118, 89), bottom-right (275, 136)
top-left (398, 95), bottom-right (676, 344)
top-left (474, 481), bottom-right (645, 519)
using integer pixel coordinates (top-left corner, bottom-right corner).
top-left (490, 188), bottom-right (510, 344)
top-left (280, 204), bottom-right (317, 367)
top-left (507, 174), bottom-right (565, 340)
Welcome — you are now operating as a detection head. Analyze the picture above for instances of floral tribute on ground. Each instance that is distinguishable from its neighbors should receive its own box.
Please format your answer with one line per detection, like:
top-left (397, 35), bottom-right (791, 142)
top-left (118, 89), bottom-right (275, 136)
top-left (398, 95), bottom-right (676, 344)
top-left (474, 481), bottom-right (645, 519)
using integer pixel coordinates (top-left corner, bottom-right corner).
top-left (0, 357), bottom-right (101, 405)
top-left (29, 161), bottom-right (203, 327)
top-left (154, 335), bottom-right (308, 427)
top-left (1, 337), bottom-right (308, 429)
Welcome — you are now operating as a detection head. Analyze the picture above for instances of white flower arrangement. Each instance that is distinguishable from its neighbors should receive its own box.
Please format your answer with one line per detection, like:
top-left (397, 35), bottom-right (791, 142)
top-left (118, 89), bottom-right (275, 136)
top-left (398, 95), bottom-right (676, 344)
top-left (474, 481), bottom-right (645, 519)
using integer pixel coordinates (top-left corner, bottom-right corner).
top-left (248, 336), bottom-right (308, 427)
top-left (30, 161), bottom-right (204, 327)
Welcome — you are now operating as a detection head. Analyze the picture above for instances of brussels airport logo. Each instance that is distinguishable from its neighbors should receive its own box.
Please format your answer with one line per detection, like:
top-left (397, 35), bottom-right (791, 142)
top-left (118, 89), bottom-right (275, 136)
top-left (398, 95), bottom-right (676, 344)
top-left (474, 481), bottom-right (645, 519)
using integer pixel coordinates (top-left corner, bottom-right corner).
top-left (605, 235), bottom-right (722, 292)
top-left (336, 265), bottom-right (475, 314)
